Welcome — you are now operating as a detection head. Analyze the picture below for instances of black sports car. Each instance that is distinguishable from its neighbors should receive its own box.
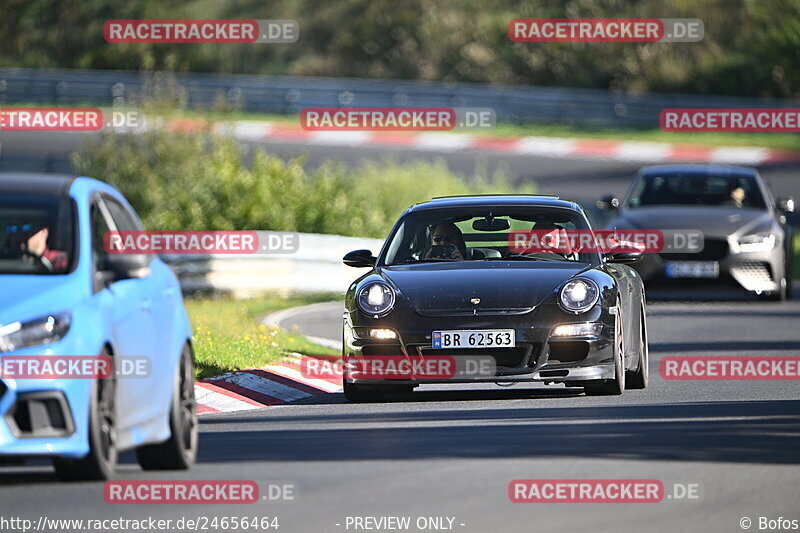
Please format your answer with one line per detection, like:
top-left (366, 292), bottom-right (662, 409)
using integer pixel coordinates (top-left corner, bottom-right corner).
top-left (600, 164), bottom-right (795, 300)
top-left (341, 195), bottom-right (648, 402)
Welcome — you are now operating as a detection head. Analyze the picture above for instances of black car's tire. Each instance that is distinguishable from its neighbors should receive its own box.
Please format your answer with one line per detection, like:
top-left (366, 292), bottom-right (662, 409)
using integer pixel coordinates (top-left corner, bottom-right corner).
top-left (136, 344), bottom-right (198, 470)
top-left (626, 306), bottom-right (649, 390)
top-left (53, 350), bottom-right (117, 481)
top-left (343, 381), bottom-right (390, 403)
top-left (585, 299), bottom-right (626, 396)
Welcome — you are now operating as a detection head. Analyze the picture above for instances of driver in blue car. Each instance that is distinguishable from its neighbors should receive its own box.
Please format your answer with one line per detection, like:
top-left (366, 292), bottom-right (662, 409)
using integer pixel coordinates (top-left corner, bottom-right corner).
top-left (8, 223), bottom-right (69, 272)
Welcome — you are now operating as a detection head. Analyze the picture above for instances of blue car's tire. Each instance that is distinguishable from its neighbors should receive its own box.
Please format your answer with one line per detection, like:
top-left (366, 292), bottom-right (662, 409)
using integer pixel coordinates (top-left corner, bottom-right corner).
top-left (136, 344), bottom-right (198, 470)
top-left (53, 349), bottom-right (117, 481)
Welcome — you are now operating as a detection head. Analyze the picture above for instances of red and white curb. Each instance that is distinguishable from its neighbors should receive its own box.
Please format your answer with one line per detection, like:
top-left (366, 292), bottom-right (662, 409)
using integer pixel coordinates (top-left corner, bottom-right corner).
top-left (168, 119), bottom-right (800, 165)
top-left (194, 354), bottom-right (341, 415)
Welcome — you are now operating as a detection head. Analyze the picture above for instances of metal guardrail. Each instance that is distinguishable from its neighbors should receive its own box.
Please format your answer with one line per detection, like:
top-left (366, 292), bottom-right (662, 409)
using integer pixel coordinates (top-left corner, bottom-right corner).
top-left (161, 231), bottom-right (384, 297)
top-left (1, 68), bottom-right (799, 129)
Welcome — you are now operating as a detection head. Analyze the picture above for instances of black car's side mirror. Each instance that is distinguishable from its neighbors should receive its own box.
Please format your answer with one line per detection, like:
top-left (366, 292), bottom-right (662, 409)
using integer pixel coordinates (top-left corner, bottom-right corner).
top-left (597, 194), bottom-right (620, 210)
top-left (777, 197), bottom-right (795, 214)
top-left (343, 249), bottom-right (376, 268)
top-left (604, 250), bottom-right (643, 264)
top-left (103, 253), bottom-right (151, 281)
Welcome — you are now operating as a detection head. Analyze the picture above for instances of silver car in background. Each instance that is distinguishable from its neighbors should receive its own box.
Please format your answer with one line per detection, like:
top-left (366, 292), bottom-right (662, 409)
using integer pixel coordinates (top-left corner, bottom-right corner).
top-left (600, 164), bottom-right (794, 300)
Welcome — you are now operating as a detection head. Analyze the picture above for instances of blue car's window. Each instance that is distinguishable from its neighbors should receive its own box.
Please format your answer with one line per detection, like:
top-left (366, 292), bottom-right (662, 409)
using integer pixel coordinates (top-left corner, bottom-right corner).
top-left (0, 194), bottom-right (75, 275)
top-left (382, 207), bottom-right (597, 266)
top-left (628, 173), bottom-right (766, 209)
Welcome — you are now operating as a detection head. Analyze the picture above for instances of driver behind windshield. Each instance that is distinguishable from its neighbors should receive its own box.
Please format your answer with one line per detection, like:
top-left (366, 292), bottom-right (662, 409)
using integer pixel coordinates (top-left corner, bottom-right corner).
top-left (726, 181), bottom-right (747, 208)
top-left (424, 222), bottom-right (467, 260)
top-left (531, 220), bottom-right (575, 256)
top-left (5, 223), bottom-right (69, 272)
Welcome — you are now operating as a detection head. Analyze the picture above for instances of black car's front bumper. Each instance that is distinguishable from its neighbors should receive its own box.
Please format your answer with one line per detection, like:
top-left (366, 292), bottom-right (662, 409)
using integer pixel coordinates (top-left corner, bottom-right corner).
top-left (343, 302), bottom-right (617, 386)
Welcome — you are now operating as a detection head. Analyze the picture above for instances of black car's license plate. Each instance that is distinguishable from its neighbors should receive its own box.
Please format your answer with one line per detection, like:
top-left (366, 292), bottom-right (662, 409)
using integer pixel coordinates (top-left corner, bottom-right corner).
top-left (432, 329), bottom-right (515, 349)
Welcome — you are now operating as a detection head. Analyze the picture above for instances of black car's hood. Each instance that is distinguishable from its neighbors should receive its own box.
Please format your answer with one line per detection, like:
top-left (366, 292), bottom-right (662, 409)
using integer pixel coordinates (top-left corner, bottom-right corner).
top-left (380, 261), bottom-right (590, 315)
top-left (613, 206), bottom-right (773, 238)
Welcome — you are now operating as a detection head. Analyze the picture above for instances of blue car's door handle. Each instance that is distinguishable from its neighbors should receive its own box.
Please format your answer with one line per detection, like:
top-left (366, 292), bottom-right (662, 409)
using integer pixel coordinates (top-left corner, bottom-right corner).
top-left (140, 298), bottom-right (153, 313)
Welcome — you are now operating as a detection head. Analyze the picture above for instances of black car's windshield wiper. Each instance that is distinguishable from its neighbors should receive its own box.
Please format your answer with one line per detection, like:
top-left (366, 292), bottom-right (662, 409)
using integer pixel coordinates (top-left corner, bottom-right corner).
top-left (488, 254), bottom-right (570, 262)
top-left (392, 258), bottom-right (459, 264)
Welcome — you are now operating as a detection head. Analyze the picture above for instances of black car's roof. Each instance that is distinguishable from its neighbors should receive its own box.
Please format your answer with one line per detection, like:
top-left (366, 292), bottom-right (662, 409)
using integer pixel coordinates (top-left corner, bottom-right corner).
top-left (408, 195), bottom-right (581, 213)
top-left (0, 173), bottom-right (76, 197)
top-left (639, 164), bottom-right (758, 178)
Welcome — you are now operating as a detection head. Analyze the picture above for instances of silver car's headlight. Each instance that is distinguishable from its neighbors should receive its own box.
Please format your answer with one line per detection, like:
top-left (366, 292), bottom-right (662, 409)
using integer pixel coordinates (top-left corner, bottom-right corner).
top-left (0, 312), bottom-right (72, 353)
top-left (357, 282), bottom-right (396, 317)
top-left (559, 279), bottom-right (600, 314)
top-left (735, 233), bottom-right (776, 253)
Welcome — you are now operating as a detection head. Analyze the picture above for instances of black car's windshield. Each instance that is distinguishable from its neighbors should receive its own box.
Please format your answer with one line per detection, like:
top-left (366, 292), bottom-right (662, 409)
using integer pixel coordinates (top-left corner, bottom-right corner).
top-left (0, 194), bottom-right (76, 275)
top-left (628, 173), bottom-right (766, 209)
top-left (382, 206), bottom-right (597, 266)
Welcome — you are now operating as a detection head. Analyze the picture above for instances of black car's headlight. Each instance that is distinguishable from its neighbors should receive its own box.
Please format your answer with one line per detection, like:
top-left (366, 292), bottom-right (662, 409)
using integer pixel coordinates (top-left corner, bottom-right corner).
top-left (559, 279), bottom-right (600, 314)
top-left (357, 282), bottom-right (396, 317)
top-left (735, 232), bottom-right (776, 253)
top-left (0, 312), bottom-right (72, 353)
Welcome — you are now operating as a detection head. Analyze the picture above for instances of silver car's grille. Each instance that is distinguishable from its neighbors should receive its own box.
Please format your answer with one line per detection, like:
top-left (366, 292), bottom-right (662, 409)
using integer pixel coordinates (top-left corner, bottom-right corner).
top-left (730, 262), bottom-right (775, 291)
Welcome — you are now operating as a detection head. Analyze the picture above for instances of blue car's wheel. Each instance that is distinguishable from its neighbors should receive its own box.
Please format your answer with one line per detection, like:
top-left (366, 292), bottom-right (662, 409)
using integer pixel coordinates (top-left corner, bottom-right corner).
top-left (53, 349), bottom-right (117, 481)
top-left (136, 343), bottom-right (198, 470)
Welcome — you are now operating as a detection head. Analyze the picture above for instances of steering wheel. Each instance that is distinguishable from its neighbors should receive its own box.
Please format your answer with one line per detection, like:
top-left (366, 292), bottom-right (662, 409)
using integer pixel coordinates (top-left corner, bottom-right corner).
top-left (21, 250), bottom-right (53, 272)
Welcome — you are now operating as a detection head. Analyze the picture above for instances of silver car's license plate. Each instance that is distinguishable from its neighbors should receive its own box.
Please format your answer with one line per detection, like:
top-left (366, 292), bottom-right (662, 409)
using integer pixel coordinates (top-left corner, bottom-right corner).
top-left (665, 261), bottom-right (720, 278)
top-left (432, 329), bottom-right (515, 349)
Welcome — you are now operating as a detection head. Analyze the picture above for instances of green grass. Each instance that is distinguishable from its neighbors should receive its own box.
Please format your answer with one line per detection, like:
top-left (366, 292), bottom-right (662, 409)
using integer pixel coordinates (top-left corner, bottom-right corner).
top-left (185, 293), bottom-right (340, 379)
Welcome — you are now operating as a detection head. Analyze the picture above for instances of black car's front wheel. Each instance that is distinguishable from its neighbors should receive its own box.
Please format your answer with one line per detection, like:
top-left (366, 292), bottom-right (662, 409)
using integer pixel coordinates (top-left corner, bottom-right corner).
top-left (626, 305), bottom-right (649, 389)
top-left (585, 299), bottom-right (626, 396)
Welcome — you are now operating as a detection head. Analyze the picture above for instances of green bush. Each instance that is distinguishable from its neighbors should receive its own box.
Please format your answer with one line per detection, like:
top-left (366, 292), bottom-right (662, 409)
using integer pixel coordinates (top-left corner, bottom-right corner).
top-left (71, 129), bottom-right (534, 238)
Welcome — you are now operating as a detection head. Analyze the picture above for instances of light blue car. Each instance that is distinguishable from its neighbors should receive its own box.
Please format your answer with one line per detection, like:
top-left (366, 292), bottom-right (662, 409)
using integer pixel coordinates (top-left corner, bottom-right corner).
top-left (0, 173), bottom-right (197, 480)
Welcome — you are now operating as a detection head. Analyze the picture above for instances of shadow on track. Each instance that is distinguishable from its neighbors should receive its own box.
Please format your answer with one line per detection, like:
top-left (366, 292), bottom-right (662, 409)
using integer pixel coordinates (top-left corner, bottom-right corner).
top-left (196, 399), bottom-right (800, 465)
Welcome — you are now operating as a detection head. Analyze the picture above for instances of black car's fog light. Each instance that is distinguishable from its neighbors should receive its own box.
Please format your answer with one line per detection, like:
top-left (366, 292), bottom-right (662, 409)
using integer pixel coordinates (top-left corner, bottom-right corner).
top-left (551, 322), bottom-right (602, 337)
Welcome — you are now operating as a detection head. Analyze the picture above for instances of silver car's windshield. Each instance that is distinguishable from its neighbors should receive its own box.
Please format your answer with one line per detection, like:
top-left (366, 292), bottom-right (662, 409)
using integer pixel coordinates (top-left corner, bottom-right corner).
top-left (628, 173), bottom-right (767, 209)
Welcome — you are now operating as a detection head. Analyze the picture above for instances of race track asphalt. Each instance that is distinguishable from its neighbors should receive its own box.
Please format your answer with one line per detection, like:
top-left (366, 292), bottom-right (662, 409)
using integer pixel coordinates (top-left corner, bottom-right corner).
top-left (0, 130), bottom-right (798, 532)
